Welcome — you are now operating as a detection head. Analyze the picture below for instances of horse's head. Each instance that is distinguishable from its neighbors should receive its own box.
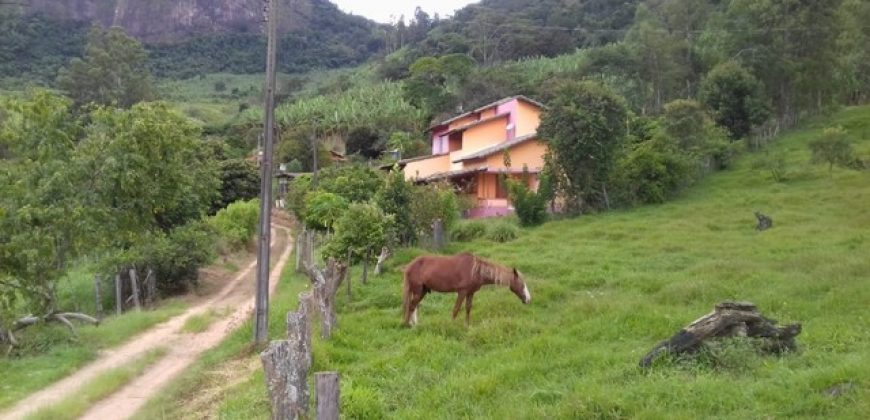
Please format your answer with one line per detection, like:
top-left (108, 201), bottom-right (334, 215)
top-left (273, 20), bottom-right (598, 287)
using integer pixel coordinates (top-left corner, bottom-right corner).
top-left (509, 268), bottom-right (531, 304)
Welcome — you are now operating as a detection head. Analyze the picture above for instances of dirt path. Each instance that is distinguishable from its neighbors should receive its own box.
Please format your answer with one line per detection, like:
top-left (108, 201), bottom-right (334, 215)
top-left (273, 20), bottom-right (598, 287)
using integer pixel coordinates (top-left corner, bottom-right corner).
top-left (1, 225), bottom-right (293, 420)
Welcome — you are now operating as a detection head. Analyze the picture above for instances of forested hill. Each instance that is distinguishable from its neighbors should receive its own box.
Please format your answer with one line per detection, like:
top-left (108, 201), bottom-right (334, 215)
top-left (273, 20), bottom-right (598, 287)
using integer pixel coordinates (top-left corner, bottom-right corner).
top-left (381, 0), bottom-right (640, 69)
top-left (0, 0), bottom-right (383, 79)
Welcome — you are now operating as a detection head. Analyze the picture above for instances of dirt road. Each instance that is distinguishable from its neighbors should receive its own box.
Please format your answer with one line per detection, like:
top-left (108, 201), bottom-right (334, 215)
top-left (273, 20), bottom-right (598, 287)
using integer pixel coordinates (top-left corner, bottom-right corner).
top-left (1, 225), bottom-right (292, 420)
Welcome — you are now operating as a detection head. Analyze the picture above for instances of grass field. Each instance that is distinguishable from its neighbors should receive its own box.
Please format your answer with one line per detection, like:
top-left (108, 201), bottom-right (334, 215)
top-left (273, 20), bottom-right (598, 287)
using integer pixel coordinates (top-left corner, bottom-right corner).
top-left (144, 106), bottom-right (869, 419)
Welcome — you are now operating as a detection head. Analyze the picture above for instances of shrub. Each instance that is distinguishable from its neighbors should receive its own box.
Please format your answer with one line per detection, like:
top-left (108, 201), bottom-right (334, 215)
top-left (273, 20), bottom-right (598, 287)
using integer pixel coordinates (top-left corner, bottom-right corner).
top-left (130, 220), bottom-right (217, 294)
top-left (809, 127), bottom-right (855, 174)
top-left (753, 150), bottom-right (789, 182)
top-left (613, 138), bottom-right (693, 205)
top-left (450, 220), bottom-right (488, 242)
top-left (410, 182), bottom-right (460, 239)
top-left (507, 166), bottom-right (553, 227)
top-left (324, 202), bottom-right (394, 263)
top-left (317, 164), bottom-right (384, 203)
top-left (486, 221), bottom-right (519, 243)
top-left (208, 199), bottom-right (260, 250)
top-left (304, 192), bottom-right (349, 232)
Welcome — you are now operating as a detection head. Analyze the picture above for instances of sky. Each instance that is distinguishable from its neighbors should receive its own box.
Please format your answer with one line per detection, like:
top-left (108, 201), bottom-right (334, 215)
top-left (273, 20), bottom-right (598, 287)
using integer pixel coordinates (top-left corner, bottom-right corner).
top-left (331, 0), bottom-right (478, 24)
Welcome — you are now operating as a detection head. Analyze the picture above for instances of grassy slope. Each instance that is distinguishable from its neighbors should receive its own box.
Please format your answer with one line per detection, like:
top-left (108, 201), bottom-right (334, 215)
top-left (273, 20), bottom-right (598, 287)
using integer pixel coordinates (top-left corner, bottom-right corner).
top-left (152, 106), bottom-right (869, 419)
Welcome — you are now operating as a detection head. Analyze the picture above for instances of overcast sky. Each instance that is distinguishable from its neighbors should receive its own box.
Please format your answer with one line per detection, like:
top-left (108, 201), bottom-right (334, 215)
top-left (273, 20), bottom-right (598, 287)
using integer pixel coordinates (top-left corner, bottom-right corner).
top-left (331, 0), bottom-right (478, 24)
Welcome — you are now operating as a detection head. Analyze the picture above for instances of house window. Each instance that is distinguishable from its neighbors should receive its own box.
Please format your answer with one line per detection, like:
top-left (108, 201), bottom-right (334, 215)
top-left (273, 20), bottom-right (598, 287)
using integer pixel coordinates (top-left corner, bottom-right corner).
top-left (448, 132), bottom-right (462, 152)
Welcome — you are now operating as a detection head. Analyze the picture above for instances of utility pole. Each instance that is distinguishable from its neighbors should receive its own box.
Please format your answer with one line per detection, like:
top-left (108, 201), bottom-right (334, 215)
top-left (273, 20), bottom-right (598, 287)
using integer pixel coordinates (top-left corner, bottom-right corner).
top-left (254, 0), bottom-right (278, 345)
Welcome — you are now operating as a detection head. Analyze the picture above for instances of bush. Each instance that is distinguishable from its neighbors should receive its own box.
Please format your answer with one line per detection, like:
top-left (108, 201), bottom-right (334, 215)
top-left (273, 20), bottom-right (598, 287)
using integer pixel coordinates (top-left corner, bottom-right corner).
top-left (450, 220), bottom-right (488, 242)
top-left (753, 150), bottom-right (789, 182)
top-left (410, 182), bottom-right (460, 240)
top-left (507, 166), bottom-right (553, 227)
top-left (486, 221), bottom-right (519, 243)
top-left (324, 203), bottom-right (394, 263)
top-left (317, 164), bottom-right (384, 203)
top-left (613, 137), bottom-right (693, 205)
top-left (208, 199), bottom-right (259, 250)
top-left (303, 192), bottom-right (349, 232)
top-left (809, 127), bottom-right (855, 174)
top-left (130, 220), bottom-right (217, 294)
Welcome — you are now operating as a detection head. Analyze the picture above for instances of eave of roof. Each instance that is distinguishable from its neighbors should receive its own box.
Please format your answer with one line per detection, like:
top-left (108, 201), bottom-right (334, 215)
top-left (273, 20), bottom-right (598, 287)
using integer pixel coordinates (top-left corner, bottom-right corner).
top-left (451, 133), bottom-right (539, 163)
top-left (428, 95), bottom-right (545, 131)
top-left (440, 113), bottom-right (509, 137)
top-left (416, 167), bottom-right (487, 183)
top-left (379, 153), bottom-right (449, 170)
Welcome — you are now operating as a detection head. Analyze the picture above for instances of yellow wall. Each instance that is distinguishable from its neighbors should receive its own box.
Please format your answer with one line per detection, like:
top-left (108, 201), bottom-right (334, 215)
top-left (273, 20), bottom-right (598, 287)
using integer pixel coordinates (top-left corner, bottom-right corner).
top-left (479, 108), bottom-right (497, 119)
top-left (459, 116), bottom-right (508, 156)
top-left (403, 154), bottom-right (450, 181)
top-left (485, 138), bottom-right (547, 171)
top-left (516, 100), bottom-right (542, 137)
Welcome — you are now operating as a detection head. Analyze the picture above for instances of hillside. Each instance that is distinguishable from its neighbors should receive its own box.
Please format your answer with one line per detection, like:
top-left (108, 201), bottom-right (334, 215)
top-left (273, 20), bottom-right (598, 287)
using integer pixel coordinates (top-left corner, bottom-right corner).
top-left (0, 0), bottom-right (383, 79)
top-left (139, 106), bottom-right (869, 418)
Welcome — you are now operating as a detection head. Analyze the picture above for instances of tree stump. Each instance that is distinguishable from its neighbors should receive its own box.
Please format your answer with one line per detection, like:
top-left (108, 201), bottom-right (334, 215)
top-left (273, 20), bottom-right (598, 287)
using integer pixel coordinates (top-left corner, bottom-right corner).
top-left (374, 246), bottom-right (391, 276)
top-left (639, 301), bottom-right (801, 368)
top-left (755, 212), bottom-right (773, 231)
top-left (315, 372), bottom-right (340, 420)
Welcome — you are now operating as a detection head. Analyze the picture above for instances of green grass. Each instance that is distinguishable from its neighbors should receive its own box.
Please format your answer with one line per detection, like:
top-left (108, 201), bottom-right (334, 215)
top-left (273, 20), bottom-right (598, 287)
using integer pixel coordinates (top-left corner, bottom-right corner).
top-left (0, 300), bottom-right (186, 409)
top-left (24, 347), bottom-right (168, 420)
top-left (144, 106), bottom-right (870, 419)
top-left (180, 309), bottom-right (222, 334)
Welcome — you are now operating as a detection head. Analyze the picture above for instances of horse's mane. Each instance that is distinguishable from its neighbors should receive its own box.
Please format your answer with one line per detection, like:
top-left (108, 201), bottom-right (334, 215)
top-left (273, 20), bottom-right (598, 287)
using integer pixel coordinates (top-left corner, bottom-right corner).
top-left (471, 256), bottom-right (513, 286)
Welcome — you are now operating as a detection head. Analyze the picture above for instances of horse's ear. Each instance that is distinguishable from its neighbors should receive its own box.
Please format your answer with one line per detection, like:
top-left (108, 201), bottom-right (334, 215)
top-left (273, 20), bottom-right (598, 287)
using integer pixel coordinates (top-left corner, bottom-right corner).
top-left (513, 268), bottom-right (519, 276)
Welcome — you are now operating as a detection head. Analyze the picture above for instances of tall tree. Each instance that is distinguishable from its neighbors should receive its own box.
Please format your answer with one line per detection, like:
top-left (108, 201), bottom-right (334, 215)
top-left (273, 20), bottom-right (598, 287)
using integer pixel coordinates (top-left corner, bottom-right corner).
top-left (700, 61), bottom-right (770, 139)
top-left (538, 81), bottom-right (629, 213)
top-left (57, 25), bottom-right (154, 108)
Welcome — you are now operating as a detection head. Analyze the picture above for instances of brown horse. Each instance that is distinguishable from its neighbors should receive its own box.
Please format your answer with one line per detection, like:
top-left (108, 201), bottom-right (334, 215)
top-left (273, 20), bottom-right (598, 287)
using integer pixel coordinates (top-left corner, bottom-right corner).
top-left (402, 252), bottom-right (530, 326)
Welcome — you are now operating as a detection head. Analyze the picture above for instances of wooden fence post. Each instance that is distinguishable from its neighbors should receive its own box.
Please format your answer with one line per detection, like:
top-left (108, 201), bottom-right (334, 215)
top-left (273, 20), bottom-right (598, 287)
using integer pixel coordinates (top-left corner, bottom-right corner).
top-left (115, 274), bottom-right (123, 315)
top-left (432, 218), bottom-right (444, 250)
top-left (345, 249), bottom-right (352, 300)
top-left (374, 246), bottom-right (391, 276)
top-left (145, 267), bottom-right (157, 307)
top-left (261, 303), bottom-right (313, 419)
top-left (360, 246), bottom-right (371, 285)
top-left (303, 259), bottom-right (347, 340)
top-left (295, 229), bottom-right (304, 273)
top-left (93, 275), bottom-right (103, 319)
top-left (315, 372), bottom-right (340, 420)
top-left (129, 268), bottom-right (141, 311)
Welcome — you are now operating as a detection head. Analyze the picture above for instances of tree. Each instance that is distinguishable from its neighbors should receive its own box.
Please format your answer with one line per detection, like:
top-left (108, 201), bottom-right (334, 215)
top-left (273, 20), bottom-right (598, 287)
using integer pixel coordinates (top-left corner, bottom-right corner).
top-left (57, 25), bottom-right (154, 108)
top-left (538, 81), bottom-right (629, 213)
top-left (324, 203), bottom-right (394, 264)
top-left (700, 61), bottom-right (769, 139)
top-left (211, 159), bottom-right (261, 214)
top-left (375, 168), bottom-right (416, 244)
top-left (303, 192), bottom-right (350, 232)
top-left (76, 102), bottom-right (219, 239)
top-left (0, 91), bottom-right (86, 338)
top-left (809, 127), bottom-right (855, 174)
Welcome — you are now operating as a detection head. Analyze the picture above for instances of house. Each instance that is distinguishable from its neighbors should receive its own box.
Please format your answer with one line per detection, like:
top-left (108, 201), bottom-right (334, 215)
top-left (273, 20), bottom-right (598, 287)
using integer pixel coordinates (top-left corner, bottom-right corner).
top-left (394, 96), bottom-right (548, 218)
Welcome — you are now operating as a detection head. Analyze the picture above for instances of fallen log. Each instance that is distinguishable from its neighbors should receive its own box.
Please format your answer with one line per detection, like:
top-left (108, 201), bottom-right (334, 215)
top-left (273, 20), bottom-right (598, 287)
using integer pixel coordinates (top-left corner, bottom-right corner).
top-left (639, 301), bottom-right (801, 368)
